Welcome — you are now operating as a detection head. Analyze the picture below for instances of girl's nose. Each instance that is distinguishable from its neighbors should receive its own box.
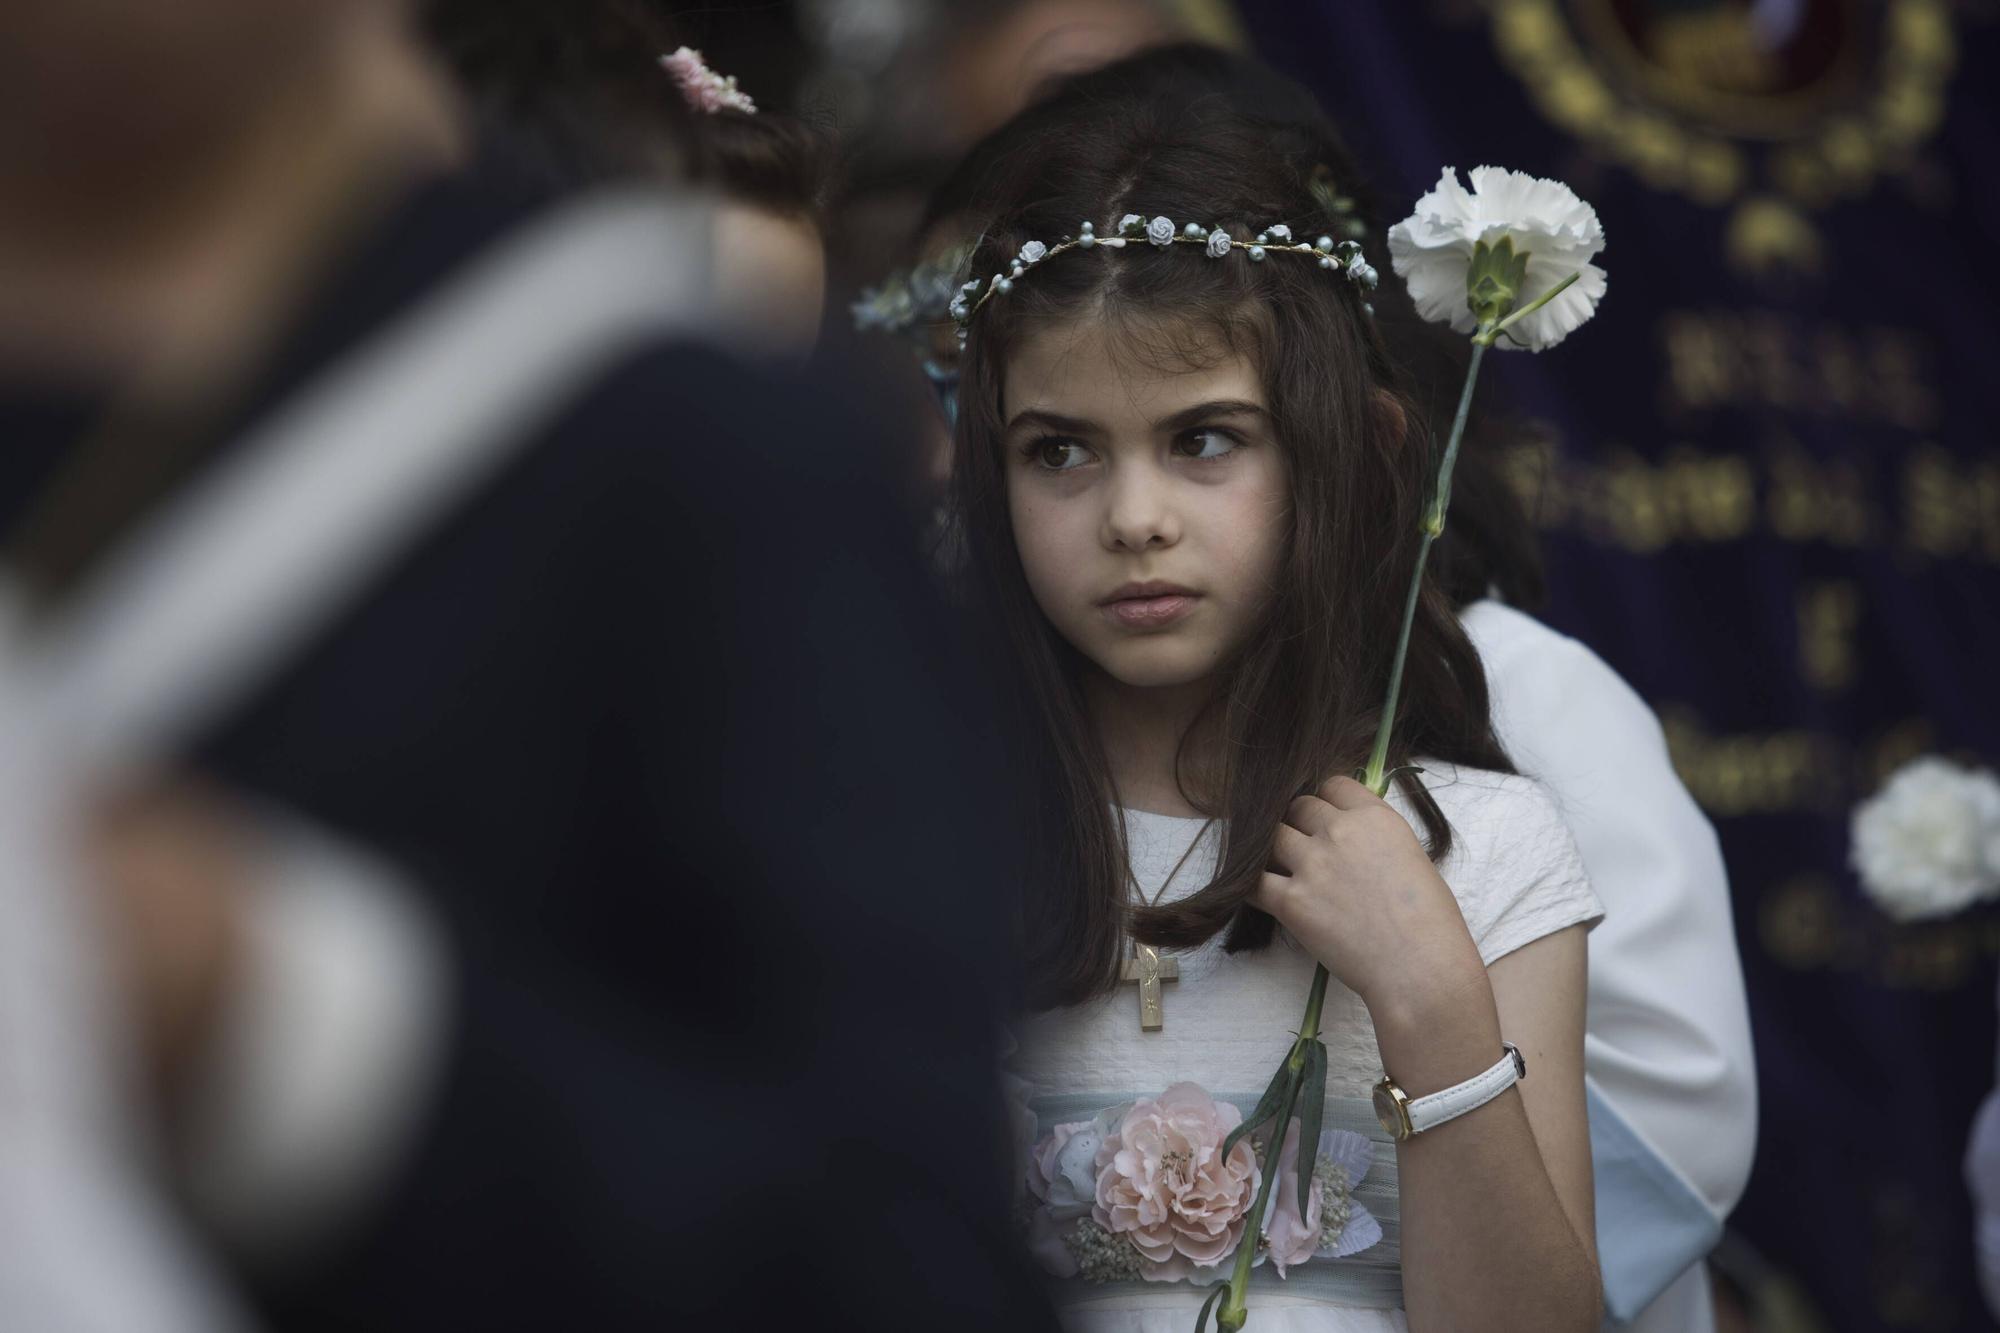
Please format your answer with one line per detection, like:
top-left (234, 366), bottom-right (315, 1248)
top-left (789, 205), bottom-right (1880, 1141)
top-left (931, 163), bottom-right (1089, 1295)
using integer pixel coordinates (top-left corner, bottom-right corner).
top-left (1100, 464), bottom-right (1181, 553)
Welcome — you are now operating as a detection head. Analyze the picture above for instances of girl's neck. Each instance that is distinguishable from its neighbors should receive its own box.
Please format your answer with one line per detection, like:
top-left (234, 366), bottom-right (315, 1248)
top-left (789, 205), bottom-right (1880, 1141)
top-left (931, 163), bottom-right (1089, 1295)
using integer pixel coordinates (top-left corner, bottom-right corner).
top-left (1086, 670), bottom-right (1219, 818)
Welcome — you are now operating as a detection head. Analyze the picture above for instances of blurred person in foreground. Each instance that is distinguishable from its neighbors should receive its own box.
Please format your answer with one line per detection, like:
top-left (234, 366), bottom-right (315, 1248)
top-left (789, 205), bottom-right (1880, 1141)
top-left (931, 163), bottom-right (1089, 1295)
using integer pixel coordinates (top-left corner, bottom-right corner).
top-left (0, 2), bottom-right (1051, 1330)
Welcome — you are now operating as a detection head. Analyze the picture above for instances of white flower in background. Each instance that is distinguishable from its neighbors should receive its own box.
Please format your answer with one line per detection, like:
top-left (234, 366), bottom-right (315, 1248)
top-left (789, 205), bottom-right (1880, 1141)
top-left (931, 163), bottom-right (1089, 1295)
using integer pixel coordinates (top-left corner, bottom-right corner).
top-left (1851, 757), bottom-right (2000, 921)
top-left (1386, 166), bottom-right (1606, 350)
top-left (1018, 240), bottom-right (1048, 265)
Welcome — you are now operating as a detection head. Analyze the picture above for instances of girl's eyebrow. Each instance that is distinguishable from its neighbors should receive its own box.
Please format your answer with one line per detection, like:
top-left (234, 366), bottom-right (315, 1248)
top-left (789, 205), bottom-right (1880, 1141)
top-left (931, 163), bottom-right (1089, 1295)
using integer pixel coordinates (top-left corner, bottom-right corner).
top-left (1155, 399), bottom-right (1270, 433)
top-left (1004, 400), bottom-right (1269, 436)
top-left (1005, 408), bottom-right (1099, 435)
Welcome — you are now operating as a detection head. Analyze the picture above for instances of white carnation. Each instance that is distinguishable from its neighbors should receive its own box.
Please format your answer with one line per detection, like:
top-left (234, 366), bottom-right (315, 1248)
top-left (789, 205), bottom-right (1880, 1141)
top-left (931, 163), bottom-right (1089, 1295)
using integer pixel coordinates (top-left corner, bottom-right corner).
top-left (1850, 757), bottom-right (2000, 921)
top-left (1386, 166), bottom-right (1607, 351)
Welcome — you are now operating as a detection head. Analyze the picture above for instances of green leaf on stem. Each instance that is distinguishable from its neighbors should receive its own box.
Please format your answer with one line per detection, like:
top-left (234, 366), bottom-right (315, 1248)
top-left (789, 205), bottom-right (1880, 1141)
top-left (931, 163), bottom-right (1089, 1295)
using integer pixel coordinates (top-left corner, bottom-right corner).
top-left (1224, 1058), bottom-right (1294, 1162)
top-left (1296, 1039), bottom-right (1327, 1222)
top-left (1196, 1280), bottom-right (1231, 1333)
top-left (1382, 764), bottom-right (1427, 792)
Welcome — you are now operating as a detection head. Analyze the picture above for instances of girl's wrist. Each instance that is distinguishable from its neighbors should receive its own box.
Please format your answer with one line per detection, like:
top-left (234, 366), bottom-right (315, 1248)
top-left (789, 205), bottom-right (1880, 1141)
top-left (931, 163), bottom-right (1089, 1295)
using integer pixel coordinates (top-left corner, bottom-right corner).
top-left (1365, 957), bottom-right (1503, 1098)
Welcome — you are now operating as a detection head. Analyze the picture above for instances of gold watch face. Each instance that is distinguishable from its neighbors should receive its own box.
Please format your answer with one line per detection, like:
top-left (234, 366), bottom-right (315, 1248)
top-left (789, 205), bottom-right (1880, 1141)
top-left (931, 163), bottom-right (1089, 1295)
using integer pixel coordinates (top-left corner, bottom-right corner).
top-left (1372, 1083), bottom-right (1407, 1139)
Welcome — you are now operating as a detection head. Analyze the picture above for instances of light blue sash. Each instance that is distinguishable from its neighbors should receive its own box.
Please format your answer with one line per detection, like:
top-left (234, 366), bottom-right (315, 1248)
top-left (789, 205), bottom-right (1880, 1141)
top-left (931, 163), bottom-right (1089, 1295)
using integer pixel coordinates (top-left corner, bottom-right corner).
top-left (1030, 1091), bottom-right (1404, 1311)
top-left (1035, 1086), bottom-right (1725, 1324)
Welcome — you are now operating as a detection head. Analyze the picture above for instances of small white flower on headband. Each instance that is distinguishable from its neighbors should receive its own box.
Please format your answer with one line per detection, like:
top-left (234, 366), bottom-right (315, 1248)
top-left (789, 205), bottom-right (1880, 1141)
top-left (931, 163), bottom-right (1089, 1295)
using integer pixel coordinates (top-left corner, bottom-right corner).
top-left (660, 46), bottom-right (758, 116)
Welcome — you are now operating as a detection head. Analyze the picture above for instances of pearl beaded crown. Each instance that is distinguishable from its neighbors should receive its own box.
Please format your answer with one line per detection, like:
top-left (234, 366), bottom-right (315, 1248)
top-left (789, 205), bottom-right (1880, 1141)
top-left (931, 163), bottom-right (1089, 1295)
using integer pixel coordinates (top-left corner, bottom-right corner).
top-left (950, 213), bottom-right (1379, 339)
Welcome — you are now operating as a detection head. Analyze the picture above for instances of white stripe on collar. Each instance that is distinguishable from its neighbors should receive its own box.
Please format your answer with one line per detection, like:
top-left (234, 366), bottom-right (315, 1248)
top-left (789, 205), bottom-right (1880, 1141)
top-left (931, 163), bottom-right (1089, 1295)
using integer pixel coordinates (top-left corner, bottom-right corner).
top-left (20, 187), bottom-right (715, 771)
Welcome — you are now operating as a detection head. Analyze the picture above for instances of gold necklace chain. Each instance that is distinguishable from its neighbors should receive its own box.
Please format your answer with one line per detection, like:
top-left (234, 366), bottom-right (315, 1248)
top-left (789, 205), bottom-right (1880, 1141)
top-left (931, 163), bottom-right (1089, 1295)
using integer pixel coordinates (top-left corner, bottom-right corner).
top-left (1129, 816), bottom-right (1218, 910)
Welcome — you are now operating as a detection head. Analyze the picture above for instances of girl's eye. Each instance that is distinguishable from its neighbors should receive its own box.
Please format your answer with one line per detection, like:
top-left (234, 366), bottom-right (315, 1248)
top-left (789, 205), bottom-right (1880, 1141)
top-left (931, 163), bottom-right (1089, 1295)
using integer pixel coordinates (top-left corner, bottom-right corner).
top-left (1032, 437), bottom-right (1092, 471)
top-left (1176, 427), bottom-right (1241, 461)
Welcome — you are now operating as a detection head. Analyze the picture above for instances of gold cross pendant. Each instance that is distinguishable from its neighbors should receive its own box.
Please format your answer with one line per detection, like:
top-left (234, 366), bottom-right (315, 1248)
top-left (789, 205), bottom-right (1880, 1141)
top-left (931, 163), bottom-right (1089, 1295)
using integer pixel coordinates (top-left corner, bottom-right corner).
top-left (1120, 943), bottom-right (1179, 1031)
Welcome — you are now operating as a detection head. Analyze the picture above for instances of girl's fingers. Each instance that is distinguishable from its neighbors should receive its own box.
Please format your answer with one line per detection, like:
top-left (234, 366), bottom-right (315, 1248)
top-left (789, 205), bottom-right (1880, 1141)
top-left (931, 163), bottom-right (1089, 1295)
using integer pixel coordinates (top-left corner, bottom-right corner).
top-left (1318, 774), bottom-right (1383, 810)
top-left (1249, 870), bottom-right (1293, 916)
top-left (1270, 820), bottom-right (1316, 874)
top-left (1284, 794), bottom-right (1336, 836)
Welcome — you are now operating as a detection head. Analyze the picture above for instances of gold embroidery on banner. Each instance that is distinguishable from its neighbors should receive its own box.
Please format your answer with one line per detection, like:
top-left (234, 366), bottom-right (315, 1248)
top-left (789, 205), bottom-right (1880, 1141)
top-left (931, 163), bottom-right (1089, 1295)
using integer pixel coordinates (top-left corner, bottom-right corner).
top-left (1760, 871), bottom-right (1999, 992)
top-left (1767, 441), bottom-right (1874, 548)
top-left (1487, 0), bottom-right (1960, 279)
top-left (1904, 445), bottom-right (2000, 561)
top-left (1797, 580), bottom-right (1861, 693)
top-left (1659, 310), bottom-right (1939, 429)
top-left (1496, 402), bottom-right (1999, 564)
top-left (1760, 876), bottom-right (1855, 971)
top-left (1660, 711), bottom-right (1845, 817)
top-left (1657, 712), bottom-right (1944, 818)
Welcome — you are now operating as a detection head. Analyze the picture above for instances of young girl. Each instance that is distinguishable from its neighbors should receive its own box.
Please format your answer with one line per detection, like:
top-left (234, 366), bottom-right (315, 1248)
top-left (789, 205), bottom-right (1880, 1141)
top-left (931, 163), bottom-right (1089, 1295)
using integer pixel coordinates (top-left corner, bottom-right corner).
top-left (949, 87), bottom-right (1606, 1331)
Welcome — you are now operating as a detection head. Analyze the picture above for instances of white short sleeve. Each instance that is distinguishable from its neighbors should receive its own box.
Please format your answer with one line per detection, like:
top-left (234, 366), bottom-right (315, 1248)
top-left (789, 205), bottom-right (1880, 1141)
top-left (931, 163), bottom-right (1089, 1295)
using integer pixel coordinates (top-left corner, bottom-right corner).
top-left (1413, 768), bottom-right (1604, 967)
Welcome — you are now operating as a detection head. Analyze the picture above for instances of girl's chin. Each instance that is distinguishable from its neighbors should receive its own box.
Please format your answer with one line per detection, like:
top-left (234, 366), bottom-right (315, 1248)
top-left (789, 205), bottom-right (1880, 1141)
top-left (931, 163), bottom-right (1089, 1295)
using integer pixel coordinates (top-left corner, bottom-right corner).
top-left (1085, 642), bottom-right (1224, 692)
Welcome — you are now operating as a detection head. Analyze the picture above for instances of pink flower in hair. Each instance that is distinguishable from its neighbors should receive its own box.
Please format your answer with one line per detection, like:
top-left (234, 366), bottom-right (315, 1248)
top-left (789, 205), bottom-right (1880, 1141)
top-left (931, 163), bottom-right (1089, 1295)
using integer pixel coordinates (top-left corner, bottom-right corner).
top-left (659, 46), bottom-right (758, 116)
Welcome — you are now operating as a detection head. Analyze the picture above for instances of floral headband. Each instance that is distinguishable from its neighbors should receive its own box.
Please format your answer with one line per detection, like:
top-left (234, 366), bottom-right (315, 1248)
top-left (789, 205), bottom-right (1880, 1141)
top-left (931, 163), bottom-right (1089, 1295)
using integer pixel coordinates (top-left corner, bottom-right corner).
top-left (949, 214), bottom-right (1377, 342)
top-left (659, 46), bottom-right (757, 116)
top-left (850, 240), bottom-right (976, 341)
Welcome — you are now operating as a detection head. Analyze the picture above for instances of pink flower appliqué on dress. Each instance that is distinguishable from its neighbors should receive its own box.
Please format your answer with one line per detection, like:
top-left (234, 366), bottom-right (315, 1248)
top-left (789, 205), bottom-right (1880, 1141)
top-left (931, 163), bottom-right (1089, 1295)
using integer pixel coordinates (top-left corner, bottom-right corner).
top-left (1091, 1082), bottom-right (1260, 1280)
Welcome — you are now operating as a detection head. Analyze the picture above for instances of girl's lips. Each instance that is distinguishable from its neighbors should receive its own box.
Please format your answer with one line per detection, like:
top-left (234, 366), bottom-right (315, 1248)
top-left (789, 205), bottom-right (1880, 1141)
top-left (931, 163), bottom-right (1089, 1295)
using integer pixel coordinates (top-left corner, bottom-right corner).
top-left (1102, 593), bottom-right (1199, 628)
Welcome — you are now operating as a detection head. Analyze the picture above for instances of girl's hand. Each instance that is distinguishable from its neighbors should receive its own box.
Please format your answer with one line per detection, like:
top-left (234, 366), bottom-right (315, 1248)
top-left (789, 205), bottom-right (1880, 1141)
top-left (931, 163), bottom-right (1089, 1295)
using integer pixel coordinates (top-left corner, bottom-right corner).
top-left (1249, 776), bottom-right (1487, 1017)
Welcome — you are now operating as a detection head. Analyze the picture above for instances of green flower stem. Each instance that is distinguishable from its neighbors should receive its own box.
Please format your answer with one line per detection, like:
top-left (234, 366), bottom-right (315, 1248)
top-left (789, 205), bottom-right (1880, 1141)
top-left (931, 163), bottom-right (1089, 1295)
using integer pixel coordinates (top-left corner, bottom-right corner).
top-left (1206, 296), bottom-right (1533, 1330)
top-left (1362, 332), bottom-right (1490, 793)
top-left (1296, 964), bottom-right (1331, 1044)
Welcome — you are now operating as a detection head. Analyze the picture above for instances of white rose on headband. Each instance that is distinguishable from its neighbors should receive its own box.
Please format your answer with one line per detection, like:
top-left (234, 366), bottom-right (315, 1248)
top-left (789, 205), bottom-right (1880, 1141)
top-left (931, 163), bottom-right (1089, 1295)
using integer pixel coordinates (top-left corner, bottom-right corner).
top-left (1387, 166), bottom-right (1606, 351)
top-left (1147, 216), bottom-right (1177, 247)
top-left (1851, 757), bottom-right (2000, 921)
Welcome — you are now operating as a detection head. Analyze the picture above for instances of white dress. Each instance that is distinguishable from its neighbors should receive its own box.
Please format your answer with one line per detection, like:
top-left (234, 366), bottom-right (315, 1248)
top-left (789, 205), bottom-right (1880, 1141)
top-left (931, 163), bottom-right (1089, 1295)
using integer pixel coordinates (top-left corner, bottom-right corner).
top-left (1008, 762), bottom-right (1603, 1332)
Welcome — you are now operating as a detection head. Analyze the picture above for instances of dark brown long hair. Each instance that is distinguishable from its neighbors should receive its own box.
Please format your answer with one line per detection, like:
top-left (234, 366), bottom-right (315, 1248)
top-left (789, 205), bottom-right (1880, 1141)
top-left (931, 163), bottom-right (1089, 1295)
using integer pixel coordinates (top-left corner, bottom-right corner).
top-left (947, 79), bottom-right (1514, 1011)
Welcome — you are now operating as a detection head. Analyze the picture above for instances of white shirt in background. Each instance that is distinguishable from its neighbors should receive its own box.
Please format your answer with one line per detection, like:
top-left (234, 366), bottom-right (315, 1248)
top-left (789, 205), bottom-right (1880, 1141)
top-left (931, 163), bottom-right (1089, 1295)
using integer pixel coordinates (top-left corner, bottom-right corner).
top-left (1465, 598), bottom-right (1758, 1332)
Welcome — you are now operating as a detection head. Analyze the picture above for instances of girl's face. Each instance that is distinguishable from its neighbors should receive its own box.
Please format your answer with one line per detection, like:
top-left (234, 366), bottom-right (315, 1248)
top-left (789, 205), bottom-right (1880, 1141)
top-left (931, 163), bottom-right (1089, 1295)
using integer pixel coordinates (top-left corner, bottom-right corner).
top-left (1002, 315), bottom-right (1290, 695)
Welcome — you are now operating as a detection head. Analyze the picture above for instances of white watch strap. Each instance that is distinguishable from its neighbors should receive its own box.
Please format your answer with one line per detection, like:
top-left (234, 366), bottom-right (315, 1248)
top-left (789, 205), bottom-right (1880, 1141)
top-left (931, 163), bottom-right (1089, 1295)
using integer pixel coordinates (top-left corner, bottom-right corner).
top-left (1405, 1042), bottom-right (1526, 1134)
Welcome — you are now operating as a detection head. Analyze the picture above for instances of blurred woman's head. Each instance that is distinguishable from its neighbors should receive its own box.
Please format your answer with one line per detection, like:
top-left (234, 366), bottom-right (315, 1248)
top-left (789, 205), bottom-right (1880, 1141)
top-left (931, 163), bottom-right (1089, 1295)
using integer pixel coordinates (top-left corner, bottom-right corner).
top-left (425, 0), bottom-right (837, 360)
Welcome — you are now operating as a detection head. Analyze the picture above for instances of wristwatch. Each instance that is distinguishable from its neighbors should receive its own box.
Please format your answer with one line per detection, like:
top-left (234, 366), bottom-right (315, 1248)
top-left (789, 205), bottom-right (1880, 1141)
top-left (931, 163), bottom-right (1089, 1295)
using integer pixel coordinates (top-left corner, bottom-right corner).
top-left (1373, 1042), bottom-right (1527, 1141)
